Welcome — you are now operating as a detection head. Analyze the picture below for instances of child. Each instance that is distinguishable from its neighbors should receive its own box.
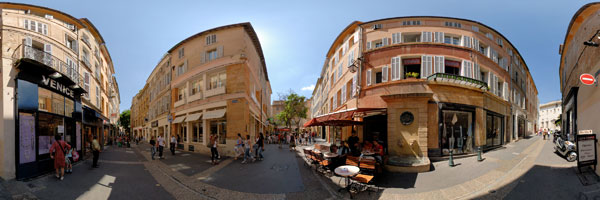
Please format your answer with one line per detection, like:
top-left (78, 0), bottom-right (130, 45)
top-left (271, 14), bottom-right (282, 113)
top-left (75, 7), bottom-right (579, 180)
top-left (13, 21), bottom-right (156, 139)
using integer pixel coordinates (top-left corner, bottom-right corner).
top-left (65, 143), bottom-right (74, 174)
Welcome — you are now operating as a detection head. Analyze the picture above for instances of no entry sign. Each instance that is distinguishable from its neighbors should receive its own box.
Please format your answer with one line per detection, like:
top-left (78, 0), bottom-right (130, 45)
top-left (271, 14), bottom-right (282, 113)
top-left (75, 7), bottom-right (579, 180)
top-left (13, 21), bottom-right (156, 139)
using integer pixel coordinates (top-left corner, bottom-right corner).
top-left (580, 74), bottom-right (596, 85)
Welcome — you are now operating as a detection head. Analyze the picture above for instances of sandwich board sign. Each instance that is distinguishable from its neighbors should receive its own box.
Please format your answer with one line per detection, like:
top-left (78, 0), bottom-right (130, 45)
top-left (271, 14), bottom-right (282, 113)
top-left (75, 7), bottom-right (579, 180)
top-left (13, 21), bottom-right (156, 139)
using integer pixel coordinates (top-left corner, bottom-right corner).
top-left (577, 130), bottom-right (597, 172)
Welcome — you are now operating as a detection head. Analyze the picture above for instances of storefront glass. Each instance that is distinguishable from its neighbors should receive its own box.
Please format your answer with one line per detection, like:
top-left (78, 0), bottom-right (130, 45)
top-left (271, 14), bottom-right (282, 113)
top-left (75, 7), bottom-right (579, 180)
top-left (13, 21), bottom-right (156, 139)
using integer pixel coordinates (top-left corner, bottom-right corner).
top-left (37, 112), bottom-right (64, 156)
top-left (192, 122), bottom-right (202, 143)
top-left (486, 113), bottom-right (504, 148)
top-left (441, 110), bottom-right (473, 155)
top-left (210, 119), bottom-right (227, 144)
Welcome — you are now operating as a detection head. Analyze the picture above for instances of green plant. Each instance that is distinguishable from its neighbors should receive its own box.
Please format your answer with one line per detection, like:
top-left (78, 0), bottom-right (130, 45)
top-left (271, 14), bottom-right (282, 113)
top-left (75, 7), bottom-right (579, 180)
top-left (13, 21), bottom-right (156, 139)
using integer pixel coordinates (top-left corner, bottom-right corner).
top-left (405, 72), bottom-right (420, 78)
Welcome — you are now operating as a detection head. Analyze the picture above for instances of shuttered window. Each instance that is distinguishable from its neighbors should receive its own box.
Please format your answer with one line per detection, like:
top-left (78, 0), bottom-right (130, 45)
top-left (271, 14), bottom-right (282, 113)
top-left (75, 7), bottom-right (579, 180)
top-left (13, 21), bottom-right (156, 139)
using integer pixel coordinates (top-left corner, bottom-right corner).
top-left (367, 69), bottom-right (372, 86)
top-left (462, 36), bottom-right (472, 48)
top-left (461, 60), bottom-right (473, 78)
top-left (382, 66), bottom-right (388, 82)
top-left (348, 49), bottom-right (354, 67)
top-left (391, 57), bottom-right (401, 80)
top-left (434, 56), bottom-right (445, 73)
top-left (422, 55), bottom-right (432, 78)
top-left (474, 63), bottom-right (481, 80)
top-left (434, 32), bottom-right (444, 43)
top-left (352, 74), bottom-right (357, 97)
top-left (422, 32), bottom-right (432, 42)
top-left (392, 33), bottom-right (402, 44)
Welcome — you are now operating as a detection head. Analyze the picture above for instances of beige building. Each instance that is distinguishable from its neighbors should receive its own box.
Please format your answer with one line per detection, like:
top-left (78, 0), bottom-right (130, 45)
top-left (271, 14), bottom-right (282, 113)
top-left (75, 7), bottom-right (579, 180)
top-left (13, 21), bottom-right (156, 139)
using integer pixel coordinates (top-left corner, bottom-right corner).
top-left (131, 23), bottom-right (272, 156)
top-left (0, 3), bottom-right (120, 180)
top-left (538, 100), bottom-right (561, 131)
top-left (559, 3), bottom-right (600, 175)
top-left (307, 17), bottom-right (538, 172)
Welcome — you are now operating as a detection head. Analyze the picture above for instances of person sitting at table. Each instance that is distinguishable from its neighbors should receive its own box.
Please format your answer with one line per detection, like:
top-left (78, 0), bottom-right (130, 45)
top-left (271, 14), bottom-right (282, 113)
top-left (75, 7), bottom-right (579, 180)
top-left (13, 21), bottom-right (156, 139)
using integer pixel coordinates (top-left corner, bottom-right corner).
top-left (337, 141), bottom-right (350, 156)
top-left (372, 141), bottom-right (384, 165)
top-left (330, 143), bottom-right (338, 154)
top-left (362, 141), bottom-right (373, 153)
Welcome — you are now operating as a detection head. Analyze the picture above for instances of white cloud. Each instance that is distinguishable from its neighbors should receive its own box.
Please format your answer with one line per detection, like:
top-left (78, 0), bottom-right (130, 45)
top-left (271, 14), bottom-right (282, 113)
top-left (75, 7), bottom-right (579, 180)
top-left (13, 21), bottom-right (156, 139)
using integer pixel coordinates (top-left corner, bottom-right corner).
top-left (301, 84), bottom-right (315, 91)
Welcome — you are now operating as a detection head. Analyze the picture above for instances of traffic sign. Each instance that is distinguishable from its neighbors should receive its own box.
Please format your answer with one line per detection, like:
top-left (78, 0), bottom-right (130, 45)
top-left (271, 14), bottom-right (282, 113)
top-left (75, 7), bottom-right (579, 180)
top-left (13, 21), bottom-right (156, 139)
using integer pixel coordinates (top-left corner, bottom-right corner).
top-left (580, 73), bottom-right (596, 85)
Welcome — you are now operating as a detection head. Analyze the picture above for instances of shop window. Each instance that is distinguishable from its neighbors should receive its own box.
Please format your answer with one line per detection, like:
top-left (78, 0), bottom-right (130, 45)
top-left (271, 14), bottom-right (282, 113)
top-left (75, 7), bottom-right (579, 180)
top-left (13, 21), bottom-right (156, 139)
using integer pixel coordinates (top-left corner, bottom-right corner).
top-left (192, 122), bottom-right (202, 143)
top-left (38, 88), bottom-right (65, 116)
top-left (65, 98), bottom-right (74, 118)
top-left (441, 110), bottom-right (473, 155)
top-left (210, 119), bottom-right (227, 144)
top-left (180, 124), bottom-right (187, 143)
top-left (38, 112), bottom-right (64, 156)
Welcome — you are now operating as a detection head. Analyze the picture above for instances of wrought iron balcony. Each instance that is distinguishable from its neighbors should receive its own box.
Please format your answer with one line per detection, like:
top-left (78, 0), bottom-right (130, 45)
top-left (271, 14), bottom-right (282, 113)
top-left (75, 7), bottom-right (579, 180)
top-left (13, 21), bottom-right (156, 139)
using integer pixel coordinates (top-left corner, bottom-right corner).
top-left (12, 44), bottom-right (85, 92)
top-left (427, 73), bottom-right (488, 91)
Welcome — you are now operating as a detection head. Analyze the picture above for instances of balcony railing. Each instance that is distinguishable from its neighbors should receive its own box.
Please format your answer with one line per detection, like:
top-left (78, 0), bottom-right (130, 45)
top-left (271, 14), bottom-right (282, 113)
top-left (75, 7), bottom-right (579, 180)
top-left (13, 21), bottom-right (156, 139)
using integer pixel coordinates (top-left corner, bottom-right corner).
top-left (427, 73), bottom-right (488, 91)
top-left (13, 45), bottom-right (85, 91)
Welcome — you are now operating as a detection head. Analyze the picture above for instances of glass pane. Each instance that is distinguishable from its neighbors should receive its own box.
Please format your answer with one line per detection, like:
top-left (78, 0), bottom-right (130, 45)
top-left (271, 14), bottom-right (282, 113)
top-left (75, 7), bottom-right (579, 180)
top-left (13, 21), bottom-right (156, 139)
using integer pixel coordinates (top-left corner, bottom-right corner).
top-left (18, 80), bottom-right (39, 111)
top-left (38, 112), bottom-right (64, 155)
top-left (65, 98), bottom-right (74, 118)
top-left (38, 88), bottom-right (52, 112)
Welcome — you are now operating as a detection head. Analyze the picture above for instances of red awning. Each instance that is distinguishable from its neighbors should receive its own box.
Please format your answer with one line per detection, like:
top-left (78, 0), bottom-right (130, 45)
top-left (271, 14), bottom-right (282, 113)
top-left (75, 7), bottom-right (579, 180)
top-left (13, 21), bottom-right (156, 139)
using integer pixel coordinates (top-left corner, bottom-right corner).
top-left (445, 60), bottom-right (461, 68)
top-left (307, 108), bottom-right (386, 127)
top-left (303, 118), bottom-right (322, 127)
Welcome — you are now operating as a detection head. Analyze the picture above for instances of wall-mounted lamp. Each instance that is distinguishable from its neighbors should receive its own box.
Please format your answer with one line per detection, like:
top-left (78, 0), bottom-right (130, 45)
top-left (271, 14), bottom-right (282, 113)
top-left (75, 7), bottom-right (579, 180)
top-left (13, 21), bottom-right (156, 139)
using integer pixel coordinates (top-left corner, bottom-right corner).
top-left (348, 57), bottom-right (364, 73)
top-left (583, 30), bottom-right (600, 47)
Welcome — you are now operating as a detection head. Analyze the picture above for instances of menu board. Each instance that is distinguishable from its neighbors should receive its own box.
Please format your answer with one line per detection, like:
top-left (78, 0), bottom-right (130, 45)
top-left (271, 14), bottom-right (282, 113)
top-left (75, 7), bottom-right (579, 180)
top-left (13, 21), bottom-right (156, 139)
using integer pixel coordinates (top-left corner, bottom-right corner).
top-left (38, 136), bottom-right (54, 155)
top-left (577, 133), bottom-right (597, 167)
top-left (19, 113), bottom-right (36, 164)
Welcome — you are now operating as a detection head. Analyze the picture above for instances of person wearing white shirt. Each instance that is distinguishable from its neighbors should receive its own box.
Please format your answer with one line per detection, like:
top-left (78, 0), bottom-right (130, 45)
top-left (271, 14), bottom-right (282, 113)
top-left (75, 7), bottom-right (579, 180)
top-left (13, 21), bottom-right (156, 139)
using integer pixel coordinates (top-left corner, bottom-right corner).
top-left (170, 136), bottom-right (177, 155)
top-left (157, 136), bottom-right (165, 159)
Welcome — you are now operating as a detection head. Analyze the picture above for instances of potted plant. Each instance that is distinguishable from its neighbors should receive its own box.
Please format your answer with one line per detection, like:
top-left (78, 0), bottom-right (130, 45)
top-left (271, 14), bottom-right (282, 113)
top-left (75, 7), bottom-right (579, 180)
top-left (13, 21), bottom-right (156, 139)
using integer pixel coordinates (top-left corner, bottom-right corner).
top-left (405, 72), bottom-right (420, 79)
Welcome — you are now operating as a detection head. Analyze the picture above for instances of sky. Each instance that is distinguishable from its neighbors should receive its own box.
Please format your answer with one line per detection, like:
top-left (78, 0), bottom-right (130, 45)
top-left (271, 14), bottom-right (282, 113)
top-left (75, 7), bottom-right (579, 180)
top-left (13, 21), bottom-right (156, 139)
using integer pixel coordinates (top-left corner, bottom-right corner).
top-left (12, 0), bottom-right (596, 112)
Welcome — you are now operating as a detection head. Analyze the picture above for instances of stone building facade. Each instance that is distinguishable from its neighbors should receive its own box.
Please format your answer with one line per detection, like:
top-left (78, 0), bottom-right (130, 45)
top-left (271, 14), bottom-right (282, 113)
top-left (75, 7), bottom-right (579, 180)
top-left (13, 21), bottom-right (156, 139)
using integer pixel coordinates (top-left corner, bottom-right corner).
top-left (0, 3), bottom-right (120, 180)
top-left (538, 100), bottom-right (561, 132)
top-left (131, 23), bottom-right (271, 156)
top-left (308, 17), bottom-right (539, 172)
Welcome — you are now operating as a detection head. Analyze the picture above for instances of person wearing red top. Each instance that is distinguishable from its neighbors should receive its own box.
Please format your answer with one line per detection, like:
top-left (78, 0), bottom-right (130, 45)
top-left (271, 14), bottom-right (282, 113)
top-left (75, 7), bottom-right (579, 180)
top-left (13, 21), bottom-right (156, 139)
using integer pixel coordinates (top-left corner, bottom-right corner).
top-left (50, 134), bottom-right (71, 180)
top-left (373, 141), bottom-right (384, 165)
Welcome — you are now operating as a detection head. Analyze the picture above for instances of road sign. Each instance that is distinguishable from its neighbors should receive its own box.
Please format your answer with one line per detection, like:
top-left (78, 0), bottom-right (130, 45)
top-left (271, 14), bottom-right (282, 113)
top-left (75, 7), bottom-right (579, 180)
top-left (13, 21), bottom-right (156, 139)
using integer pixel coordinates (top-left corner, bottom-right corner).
top-left (580, 74), bottom-right (596, 85)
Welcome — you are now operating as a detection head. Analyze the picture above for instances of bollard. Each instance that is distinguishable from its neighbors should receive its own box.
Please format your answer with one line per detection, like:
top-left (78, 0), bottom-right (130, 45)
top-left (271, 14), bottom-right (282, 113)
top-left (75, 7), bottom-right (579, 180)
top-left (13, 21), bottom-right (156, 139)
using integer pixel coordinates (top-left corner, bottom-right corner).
top-left (477, 146), bottom-right (483, 162)
top-left (449, 150), bottom-right (455, 167)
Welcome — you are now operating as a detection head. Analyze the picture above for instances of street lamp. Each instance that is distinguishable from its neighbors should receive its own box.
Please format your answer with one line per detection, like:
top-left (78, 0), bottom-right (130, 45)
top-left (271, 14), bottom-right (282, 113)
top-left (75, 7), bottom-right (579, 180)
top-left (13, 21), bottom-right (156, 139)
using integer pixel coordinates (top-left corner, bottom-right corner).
top-left (348, 57), bottom-right (364, 73)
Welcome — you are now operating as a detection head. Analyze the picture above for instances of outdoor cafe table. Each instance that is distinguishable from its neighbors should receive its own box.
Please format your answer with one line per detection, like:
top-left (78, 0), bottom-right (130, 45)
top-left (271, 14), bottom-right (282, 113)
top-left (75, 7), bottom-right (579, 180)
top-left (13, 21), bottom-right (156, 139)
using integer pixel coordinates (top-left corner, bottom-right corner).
top-left (335, 165), bottom-right (360, 195)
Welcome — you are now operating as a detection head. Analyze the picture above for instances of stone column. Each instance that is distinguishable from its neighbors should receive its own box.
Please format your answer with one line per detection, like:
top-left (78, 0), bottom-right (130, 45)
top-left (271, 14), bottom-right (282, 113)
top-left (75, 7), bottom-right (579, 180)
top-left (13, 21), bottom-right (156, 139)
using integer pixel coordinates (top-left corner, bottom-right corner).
top-left (475, 107), bottom-right (486, 147)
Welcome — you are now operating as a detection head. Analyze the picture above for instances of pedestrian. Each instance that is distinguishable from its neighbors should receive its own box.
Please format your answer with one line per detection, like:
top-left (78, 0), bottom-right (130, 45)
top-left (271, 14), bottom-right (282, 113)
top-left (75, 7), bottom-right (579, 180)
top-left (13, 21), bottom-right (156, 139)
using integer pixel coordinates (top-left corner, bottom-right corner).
top-left (92, 135), bottom-right (101, 168)
top-left (242, 135), bottom-right (255, 164)
top-left (65, 143), bottom-right (74, 174)
top-left (50, 135), bottom-right (71, 180)
top-left (278, 133), bottom-right (283, 149)
top-left (543, 129), bottom-right (548, 140)
top-left (255, 133), bottom-right (265, 160)
top-left (170, 135), bottom-right (177, 155)
top-left (149, 136), bottom-right (157, 160)
top-left (158, 135), bottom-right (165, 159)
top-left (234, 133), bottom-right (243, 160)
top-left (289, 134), bottom-right (296, 151)
top-left (210, 134), bottom-right (219, 165)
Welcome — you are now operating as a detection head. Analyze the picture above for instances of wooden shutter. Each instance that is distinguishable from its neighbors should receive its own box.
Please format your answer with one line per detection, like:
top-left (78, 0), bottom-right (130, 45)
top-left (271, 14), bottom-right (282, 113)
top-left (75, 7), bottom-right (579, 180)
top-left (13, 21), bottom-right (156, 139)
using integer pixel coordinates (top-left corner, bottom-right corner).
top-left (183, 60), bottom-right (188, 74)
top-left (44, 44), bottom-right (52, 54)
top-left (460, 60), bottom-right (467, 77)
top-left (382, 38), bottom-right (389, 46)
top-left (435, 32), bottom-right (444, 43)
top-left (24, 19), bottom-right (28, 29)
top-left (421, 56), bottom-right (428, 78)
top-left (503, 82), bottom-right (509, 101)
top-left (391, 57), bottom-right (399, 80)
top-left (367, 69), bottom-right (372, 86)
top-left (382, 66), bottom-right (388, 82)
top-left (366, 42), bottom-right (371, 50)
top-left (348, 49), bottom-right (354, 67)
top-left (434, 56), bottom-right (445, 73)
top-left (473, 38), bottom-right (479, 50)
top-left (42, 24), bottom-right (48, 35)
top-left (202, 51), bottom-right (206, 63)
top-left (474, 63), bottom-right (480, 80)
top-left (217, 46), bottom-right (223, 58)
top-left (352, 74), bottom-right (357, 96)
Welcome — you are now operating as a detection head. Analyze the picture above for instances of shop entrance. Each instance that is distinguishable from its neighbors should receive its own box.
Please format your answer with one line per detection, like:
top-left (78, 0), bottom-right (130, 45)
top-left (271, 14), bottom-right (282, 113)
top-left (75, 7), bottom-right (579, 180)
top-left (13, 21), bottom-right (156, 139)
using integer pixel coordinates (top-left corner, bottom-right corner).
top-left (485, 113), bottom-right (504, 149)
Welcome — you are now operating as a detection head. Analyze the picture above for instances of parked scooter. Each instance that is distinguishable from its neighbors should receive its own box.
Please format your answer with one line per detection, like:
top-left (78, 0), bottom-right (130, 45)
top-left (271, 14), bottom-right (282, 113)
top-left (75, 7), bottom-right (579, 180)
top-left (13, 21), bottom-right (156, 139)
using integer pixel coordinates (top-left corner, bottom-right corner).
top-left (554, 136), bottom-right (577, 162)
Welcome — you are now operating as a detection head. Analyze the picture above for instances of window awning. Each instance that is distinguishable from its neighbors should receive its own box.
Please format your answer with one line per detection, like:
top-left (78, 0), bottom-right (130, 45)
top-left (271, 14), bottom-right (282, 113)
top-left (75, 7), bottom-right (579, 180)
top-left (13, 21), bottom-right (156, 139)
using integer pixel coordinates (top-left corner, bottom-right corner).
top-left (173, 116), bottom-right (186, 123)
top-left (308, 108), bottom-right (386, 127)
top-left (185, 113), bottom-right (202, 122)
top-left (204, 109), bottom-right (226, 119)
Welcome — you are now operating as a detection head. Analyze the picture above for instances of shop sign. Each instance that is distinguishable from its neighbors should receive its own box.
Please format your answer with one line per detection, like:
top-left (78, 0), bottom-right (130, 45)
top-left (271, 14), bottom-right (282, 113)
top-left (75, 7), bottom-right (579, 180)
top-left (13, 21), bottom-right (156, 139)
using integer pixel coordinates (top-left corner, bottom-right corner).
top-left (577, 132), bottom-right (597, 169)
top-left (41, 75), bottom-right (74, 98)
top-left (580, 74), bottom-right (595, 85)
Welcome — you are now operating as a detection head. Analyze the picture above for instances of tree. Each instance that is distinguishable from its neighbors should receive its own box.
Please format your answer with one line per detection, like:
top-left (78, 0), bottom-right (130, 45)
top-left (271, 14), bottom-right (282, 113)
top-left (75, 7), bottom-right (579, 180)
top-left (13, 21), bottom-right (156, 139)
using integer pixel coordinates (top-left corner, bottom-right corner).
top-left (119, 110), bottom-right (131, 134)
top-left (277, 91), bottom-right (308, 130)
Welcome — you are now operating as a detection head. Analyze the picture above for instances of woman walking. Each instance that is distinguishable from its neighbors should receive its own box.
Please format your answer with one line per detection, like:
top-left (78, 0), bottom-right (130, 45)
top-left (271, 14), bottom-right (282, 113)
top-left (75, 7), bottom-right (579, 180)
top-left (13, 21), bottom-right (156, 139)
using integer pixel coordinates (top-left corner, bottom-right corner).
top-left (289, 134), bottom-right (296, 151)
top-left (242, 135), bottom-right (255, 164)
top-left (49, 135), bottom-right (71, 180)
top-left (210, 134), bottom-right (219, 165)
top-left (234, 133), bottom-right (243, 160)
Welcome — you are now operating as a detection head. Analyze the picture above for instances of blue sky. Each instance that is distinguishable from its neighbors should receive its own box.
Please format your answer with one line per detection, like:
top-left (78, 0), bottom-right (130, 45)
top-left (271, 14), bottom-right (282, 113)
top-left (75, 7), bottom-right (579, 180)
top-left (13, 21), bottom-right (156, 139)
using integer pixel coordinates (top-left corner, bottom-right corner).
top-left (13, 0), bottom-right (596, 112)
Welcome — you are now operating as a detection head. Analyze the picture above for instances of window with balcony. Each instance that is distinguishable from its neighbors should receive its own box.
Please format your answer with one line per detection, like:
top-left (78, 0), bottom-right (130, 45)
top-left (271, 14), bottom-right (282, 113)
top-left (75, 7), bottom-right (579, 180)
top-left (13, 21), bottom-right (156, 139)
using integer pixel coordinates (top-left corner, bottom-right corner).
top-left (444, 60), bottom-right (461, 75)
top-left (208, 71), bottom-right (226, 90)
top-left (191, 78), bottom-right (203, 95)
top-left (478, 42), bottom-right (489, 55)
top-left (402, 58), bottom-right (421, 79)
top-left (402, 33), bottom-right (421, 43)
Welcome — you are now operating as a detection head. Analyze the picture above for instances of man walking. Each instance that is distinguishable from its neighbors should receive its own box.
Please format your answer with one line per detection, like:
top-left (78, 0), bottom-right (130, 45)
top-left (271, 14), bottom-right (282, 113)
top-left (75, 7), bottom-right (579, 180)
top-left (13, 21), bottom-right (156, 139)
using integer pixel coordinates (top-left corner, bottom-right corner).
top-left (158, 135), bottom-right (165, 159)
top-left (149, 137), bottom-right (157, 160)
top-left (170, 135), bottom-right (177, 155)
top-left (92, 136), bottom-right (101, 168)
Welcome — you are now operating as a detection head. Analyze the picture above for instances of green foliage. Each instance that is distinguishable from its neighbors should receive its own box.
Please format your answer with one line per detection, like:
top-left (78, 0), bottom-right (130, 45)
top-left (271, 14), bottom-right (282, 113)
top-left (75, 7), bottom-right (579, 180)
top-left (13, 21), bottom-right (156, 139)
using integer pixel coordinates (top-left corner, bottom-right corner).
top-left (554, 114), bottom-right (562, 126)
top-left (405, 72), bottom-right (419, 78)
top-left (277, 91), bottom-right (308, 129)
top-left (119, 110), bottom-right (131, 133)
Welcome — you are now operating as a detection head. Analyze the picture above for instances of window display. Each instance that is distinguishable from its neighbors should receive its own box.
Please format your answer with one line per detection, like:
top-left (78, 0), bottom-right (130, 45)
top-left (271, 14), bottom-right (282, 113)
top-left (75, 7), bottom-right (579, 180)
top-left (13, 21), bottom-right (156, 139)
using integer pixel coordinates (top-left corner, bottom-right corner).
top-left (441, 110), bottom-right (473, 155)
top-left (37, 112), bottom-right (64, 155)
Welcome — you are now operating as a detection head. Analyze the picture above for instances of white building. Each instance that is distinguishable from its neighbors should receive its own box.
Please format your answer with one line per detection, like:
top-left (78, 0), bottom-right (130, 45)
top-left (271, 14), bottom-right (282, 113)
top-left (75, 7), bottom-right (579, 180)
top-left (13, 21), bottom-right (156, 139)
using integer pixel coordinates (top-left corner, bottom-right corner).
top-left (538, 100), bottom-right (561, 131)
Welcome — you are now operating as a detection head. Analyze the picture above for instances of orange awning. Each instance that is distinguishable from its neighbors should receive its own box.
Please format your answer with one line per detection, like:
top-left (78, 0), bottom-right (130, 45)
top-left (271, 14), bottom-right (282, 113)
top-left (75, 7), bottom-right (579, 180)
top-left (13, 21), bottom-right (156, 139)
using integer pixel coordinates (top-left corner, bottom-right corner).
top-left (308, 108), bottom-right (386, 127)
